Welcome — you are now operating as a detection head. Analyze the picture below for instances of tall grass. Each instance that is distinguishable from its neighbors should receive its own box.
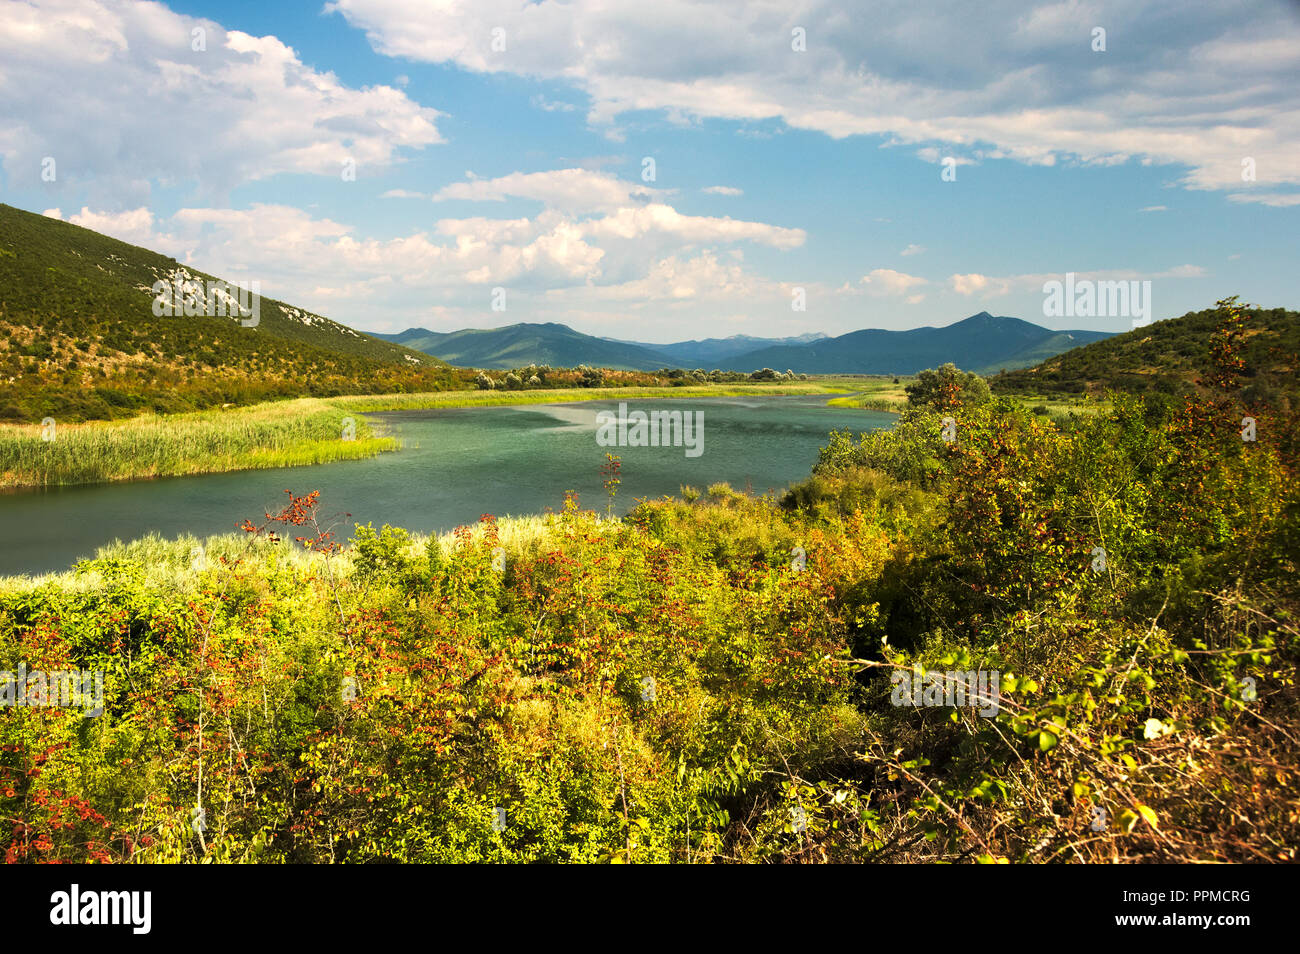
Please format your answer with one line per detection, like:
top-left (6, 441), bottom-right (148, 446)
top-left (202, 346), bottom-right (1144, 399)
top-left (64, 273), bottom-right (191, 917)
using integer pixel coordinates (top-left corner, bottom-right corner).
top-left (823, 376), bottom-right (912, 411)
top-left (0, 398), bottom-right (394, 489)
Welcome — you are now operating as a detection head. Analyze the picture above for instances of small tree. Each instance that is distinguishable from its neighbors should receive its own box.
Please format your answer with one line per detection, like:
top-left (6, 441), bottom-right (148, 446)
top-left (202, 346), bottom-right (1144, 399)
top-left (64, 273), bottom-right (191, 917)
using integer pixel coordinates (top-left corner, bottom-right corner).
top-left (600, 453), bottom-right (621, 518)
top-left (904, 363), bottom-right (991, 410)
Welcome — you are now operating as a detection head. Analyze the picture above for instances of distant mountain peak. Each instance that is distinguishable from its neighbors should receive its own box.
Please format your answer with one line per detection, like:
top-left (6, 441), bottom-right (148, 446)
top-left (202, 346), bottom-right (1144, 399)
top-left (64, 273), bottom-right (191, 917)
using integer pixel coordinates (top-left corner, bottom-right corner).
top-left (376, 312), bottom-right (1114, 375)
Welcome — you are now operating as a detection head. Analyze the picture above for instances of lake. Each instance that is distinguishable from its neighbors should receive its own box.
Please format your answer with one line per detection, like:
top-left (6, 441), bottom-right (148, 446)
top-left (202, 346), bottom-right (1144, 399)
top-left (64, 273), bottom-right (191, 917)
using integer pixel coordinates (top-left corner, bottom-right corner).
top-left (0, 394), bottom-right (894, 576)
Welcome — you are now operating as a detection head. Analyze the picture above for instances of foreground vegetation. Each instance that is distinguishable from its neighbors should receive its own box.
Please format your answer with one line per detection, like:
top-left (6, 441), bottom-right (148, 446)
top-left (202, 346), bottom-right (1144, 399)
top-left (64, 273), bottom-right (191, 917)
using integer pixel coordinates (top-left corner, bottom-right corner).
top-left (1, 300), bottom-right (1294, 863)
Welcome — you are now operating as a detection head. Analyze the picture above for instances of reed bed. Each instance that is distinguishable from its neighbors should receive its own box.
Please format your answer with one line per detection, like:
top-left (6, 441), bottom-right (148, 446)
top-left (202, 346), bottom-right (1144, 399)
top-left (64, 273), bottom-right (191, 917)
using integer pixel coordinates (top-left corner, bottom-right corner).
top-left (0, 398), bottom-right (394, 489)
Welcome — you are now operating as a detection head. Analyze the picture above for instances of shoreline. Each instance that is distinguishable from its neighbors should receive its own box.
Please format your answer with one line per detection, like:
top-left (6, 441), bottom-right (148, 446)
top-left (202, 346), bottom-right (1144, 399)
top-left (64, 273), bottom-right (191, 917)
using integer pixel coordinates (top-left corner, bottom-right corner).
top-left (0, 380), bottom-right (891, 490)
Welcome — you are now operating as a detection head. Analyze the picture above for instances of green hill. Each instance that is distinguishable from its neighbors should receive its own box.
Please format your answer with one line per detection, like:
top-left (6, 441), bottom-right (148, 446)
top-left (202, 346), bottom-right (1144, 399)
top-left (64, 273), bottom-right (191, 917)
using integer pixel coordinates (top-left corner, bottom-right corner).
top-left (980, 329), bottom-right (1116, 373)
top-left (377, 322), bottom-right (674, 370)
top-left (0, 203), bottom-right (456, 422)
top-left (713, 312), bottom-right (1113, 374)
top-left (609, 331), bottom-right (828, 366)
top-left (991, 303), bottom-right (1299, 408)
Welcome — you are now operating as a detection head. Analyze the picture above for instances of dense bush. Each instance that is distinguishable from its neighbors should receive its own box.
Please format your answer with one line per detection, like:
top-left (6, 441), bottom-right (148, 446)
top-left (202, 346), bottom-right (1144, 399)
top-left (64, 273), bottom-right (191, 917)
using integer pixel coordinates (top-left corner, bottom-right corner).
top-left (905, 362), bottom-right (991, 409)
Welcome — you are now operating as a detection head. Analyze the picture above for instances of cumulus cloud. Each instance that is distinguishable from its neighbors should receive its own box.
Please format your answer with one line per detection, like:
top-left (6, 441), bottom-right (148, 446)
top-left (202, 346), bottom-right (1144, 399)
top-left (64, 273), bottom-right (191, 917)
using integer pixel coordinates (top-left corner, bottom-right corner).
top-left (0, 0), bottom-right (442, 202)
top-left (949, 265), bottom-right (1208, 297)
top-left (432, 168), bottom-right (661, 213)
top-left (40, 176), bottom-right (807, 329)
top-left (58, 206), bottom-right (162, 248)
top-left (950, 273), bottom-right (995, 296)
top-left (861, 268), bottom-right (928, 296)
top-left (580, 204), bottom-right (805, 249)
top-left (326, 0), bottom-right (1300, 192)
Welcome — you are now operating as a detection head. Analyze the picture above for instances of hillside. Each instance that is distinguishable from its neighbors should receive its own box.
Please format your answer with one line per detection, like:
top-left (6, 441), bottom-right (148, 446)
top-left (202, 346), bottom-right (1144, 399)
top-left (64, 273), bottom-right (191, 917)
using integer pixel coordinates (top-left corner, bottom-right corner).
top-left (611, 332), bottom-right (829, 367)
top-left (0, 204), bottom-right (456, 422)
top-left (715, 312), bottom-right (1113, 374)
top-left (377, 322), bottom-right (672, 370)
top-left (991, 303), bottom-right (1300, 407)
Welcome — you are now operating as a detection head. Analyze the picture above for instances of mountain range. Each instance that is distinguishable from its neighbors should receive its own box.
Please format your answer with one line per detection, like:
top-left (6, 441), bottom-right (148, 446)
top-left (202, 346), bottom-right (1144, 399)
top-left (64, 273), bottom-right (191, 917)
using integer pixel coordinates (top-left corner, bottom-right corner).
top-left (378, 316), bottom-right (1114, 375)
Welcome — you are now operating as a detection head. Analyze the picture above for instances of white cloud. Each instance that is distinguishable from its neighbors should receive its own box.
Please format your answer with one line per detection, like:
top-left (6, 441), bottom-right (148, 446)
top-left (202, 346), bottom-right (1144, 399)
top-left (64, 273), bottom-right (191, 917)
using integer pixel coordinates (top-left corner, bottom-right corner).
top-left (0, 0), bottom-right (442, 201)
top-left (531, 94), bottom-right (578, 112)
top-left (61, 206), bottom-right (160, 247)
top-left (949, 265), bottom-right (1207, 297)
top-left (1139, 206), bottom-right (1167, 213)
top-left (42, 176), bottom-right (806, 329)
top-left (950, 273), bottom-right (994, 296)
top-left (433, 168), bottom-right (660, 213)
top-left (702, 185), bottom-right (743, 196)
top-left (1226, 192), bottom-right (1300, 208)
top-left (900, 244), bottom-right (926, 256)
top-left (326, 0), bottom-right (1300, 193)
top-left (861, 268), bottom-right (928, 296)
top-left (580, 204), bottom-right (805, 249)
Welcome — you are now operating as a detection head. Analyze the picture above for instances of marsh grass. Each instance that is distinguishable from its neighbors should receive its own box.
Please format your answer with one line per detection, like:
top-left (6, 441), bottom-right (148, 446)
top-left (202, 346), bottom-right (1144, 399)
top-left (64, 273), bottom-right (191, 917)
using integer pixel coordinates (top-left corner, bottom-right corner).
top-left (824, 377), bottom-right (912, 412)
top-left (0, 398), bottom-right (394, 489)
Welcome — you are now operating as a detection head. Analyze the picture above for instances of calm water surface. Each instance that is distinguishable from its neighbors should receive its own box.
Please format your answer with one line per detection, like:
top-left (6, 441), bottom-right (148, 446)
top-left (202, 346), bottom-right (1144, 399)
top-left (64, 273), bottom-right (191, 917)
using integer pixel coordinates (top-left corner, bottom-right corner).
top-left (0, 395), bottom-right (893, 576)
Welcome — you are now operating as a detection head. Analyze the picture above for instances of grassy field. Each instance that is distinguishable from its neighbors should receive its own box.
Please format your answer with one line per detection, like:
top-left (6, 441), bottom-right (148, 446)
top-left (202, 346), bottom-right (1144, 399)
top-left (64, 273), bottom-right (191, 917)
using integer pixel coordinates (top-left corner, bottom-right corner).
top-left (1003, 392), bottom-right (1113, 422)
top-left (822, 376), bottom-right (911, 411)
top-left (0, 380), bottom-right (865, 489)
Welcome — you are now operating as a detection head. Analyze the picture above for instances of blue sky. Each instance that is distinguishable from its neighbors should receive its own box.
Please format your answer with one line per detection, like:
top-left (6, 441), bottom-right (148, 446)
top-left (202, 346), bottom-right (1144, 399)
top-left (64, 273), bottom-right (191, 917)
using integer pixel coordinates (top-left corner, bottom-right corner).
top-left (1, 0), bottom-right (1297, 341)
